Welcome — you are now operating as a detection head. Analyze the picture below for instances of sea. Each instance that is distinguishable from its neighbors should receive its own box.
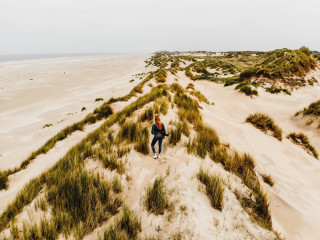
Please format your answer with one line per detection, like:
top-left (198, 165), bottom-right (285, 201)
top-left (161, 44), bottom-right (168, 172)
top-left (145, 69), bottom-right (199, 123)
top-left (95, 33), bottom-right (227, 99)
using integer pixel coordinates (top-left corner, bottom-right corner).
top-left (0, 53), bottom-right (118, 63)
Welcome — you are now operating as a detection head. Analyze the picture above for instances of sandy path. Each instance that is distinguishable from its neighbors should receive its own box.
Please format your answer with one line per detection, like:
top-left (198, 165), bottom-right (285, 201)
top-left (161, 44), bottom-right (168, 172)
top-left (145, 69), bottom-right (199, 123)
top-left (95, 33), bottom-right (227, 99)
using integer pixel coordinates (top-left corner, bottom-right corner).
top-left (0, 54), bottom-right (151, 170)
top-left (190, 78), bottom-right (320, 240)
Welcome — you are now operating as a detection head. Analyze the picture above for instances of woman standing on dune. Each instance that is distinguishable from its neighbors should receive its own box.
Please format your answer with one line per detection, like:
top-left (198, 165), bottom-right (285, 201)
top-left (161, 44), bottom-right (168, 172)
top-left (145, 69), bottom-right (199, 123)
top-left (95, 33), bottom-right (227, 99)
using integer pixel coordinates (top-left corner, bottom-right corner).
top-left (151, 116), bottom-right (168, 159)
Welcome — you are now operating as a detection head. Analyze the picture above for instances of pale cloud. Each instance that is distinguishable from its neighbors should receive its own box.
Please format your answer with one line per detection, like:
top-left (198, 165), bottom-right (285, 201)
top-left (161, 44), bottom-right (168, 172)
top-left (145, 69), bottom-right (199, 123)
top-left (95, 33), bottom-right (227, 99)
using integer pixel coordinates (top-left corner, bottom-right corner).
top-left (0, 0), bottom-right (319, 54)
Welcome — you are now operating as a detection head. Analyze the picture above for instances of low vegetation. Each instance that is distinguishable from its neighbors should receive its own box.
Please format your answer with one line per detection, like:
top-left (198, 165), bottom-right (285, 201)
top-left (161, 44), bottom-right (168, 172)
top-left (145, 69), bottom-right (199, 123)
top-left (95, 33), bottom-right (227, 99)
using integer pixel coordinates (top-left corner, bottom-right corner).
top-left (187, 125), bottom-right (220, 159)
top-left (235, 82), bottom-right (258, 96)
top-left (287, 132), bottom-right (318, 158)
top-left (261, 173), bottom-right (275, 187)
top-left (145, 177), bottom-right (168, 215)
top-left (246, 113), bottom-right (283, 141)
top-left (240, 47), bottom-right (317, 82)
top-left (102, 206), bottom-right (141, 240)
top-left (198, 169), bottom-right (224, 211)
top-left (0, 171), bottom-right (8, 190)
top-left (266, 87), bottom-right (291, 95)
top-left (190, 90), bottom-right (210, 104)
top-left (302, 100), bottom-right (320, 116)
top-left (154, 69), bottom-right (167, 83)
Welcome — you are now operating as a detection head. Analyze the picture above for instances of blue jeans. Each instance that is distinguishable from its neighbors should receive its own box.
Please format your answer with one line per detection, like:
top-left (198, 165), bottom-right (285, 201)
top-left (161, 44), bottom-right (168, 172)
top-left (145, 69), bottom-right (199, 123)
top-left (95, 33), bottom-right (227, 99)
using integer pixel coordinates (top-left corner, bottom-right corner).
top-left (151, 135), bottom-right (163, 154)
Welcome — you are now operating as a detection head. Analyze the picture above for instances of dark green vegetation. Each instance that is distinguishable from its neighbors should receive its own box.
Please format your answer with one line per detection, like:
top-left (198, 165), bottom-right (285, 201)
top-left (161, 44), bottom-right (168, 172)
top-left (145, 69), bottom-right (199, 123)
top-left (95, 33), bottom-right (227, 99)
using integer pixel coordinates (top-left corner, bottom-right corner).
top-left (287, 132), bottom-right (318, 159)
top-left (235, 82), bottom-right (258, 96)
top-left (266, 87), bottom-right (291, 95)
top-left (103, 206), bottom-right (141, 240)
top-left (301, 100), bottom-right (320, 116)
top-left (198, 169), bottom-right (224, 211)
top-left (95, 98), bottom-right (104, 102)
top-left (139, 107), bottom-right (154, 122)
top-left (240, 47), bottom-right (317, 82)
top-left (246, 113), bottom-right (283, 141)
top-left (145, 177), bottom-right (168, 215)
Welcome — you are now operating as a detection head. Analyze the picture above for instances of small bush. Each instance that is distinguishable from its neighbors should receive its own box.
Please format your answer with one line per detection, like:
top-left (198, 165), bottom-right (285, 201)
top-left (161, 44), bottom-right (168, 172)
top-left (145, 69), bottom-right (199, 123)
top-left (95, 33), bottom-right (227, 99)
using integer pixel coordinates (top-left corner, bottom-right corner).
top-left (198, 169), bottom-right (224, 211)
top-left (95, 98), bottom-right (104, 102)
top-left (287, 132), bottom-right (318, 158)
top-left (145, 177), bottom-right (168, 215)
top-left (246, 113), bottom-right (282, 141)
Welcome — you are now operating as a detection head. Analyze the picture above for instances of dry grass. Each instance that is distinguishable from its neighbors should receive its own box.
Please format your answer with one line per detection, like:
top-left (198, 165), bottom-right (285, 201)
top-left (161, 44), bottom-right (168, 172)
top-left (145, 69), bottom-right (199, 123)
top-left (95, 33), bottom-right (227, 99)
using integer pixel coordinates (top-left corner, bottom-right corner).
top-left (287, 132), bottom-right (318, 158)
top-left (190, 90), bottom-right (210, 104)
top-left (246, 113), bottom-right (283, 141)
top-left (145, 177), bottom-right (168, 215)
top-left (198, 168), bottom-right (224, 211)
top-left (103, 205), bottom-right (141, 240)
top-left (261, 173), bottom-right (275, 187)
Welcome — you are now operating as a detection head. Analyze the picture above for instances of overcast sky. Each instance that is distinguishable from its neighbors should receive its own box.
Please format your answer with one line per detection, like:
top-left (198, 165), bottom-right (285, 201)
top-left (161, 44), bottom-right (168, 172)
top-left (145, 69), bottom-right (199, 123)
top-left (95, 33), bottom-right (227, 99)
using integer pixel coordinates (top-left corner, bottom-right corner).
top-left (0, 0), bottom-right (319, 54)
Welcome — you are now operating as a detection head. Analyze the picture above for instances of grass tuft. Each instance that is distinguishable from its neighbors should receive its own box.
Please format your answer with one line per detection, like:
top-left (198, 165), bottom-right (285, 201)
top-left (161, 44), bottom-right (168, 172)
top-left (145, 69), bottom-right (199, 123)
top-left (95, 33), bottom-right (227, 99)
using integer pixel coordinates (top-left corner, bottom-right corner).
top-left (145, 177), bottom-right (168, 215)
top-left (287, 132), bottom-right (318, 158)
top-left (246, 113), bottom-right (282, 141)
top-left (261, 173), bottom-right (275, 187)
top-left (198, 168), bottom-right (224, 211)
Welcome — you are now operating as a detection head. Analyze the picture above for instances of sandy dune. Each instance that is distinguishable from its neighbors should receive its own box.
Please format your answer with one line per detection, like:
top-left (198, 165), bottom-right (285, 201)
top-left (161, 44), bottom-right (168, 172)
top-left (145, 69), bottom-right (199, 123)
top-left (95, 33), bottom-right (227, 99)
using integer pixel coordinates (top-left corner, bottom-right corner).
top-left (0, 54), bottom-right (151, 170)
top-left (1, 55), bottom-right (320, 240)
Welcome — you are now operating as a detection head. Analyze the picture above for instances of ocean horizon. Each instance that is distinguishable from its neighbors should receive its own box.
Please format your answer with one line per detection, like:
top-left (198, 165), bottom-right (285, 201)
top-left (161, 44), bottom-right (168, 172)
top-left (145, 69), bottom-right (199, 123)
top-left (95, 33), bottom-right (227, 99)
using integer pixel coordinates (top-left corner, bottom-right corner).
top-left (0, 53), bottom-right (125, 63)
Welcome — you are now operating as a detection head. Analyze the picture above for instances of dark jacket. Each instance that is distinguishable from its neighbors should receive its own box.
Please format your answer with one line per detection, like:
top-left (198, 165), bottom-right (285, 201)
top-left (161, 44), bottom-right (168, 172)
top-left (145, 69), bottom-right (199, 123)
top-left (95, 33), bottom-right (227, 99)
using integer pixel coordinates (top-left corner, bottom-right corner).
top-left (151, 123), bottom-right (167, 138)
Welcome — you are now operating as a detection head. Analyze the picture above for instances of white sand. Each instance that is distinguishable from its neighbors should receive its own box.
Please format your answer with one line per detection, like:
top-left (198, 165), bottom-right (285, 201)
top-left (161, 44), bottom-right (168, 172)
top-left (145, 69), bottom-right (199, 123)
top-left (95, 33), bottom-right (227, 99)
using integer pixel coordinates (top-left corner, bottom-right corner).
top-left (0, 54), bottom-right (151, 170)
top-left (1, 56), bottom-right (320, 240)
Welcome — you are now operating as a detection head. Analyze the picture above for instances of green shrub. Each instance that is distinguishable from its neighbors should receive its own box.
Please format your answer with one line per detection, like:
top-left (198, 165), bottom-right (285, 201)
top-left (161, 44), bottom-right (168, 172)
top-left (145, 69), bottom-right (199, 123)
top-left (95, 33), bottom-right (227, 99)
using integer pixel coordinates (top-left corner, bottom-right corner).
top-left (145, 177), bottom-right (168, 215)
top-left (198, 169), bottom-right (224, 211)
top-left (246, 113), bottom-right (282, 141)
top-left (287, 132), bottom-right (318, 158)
